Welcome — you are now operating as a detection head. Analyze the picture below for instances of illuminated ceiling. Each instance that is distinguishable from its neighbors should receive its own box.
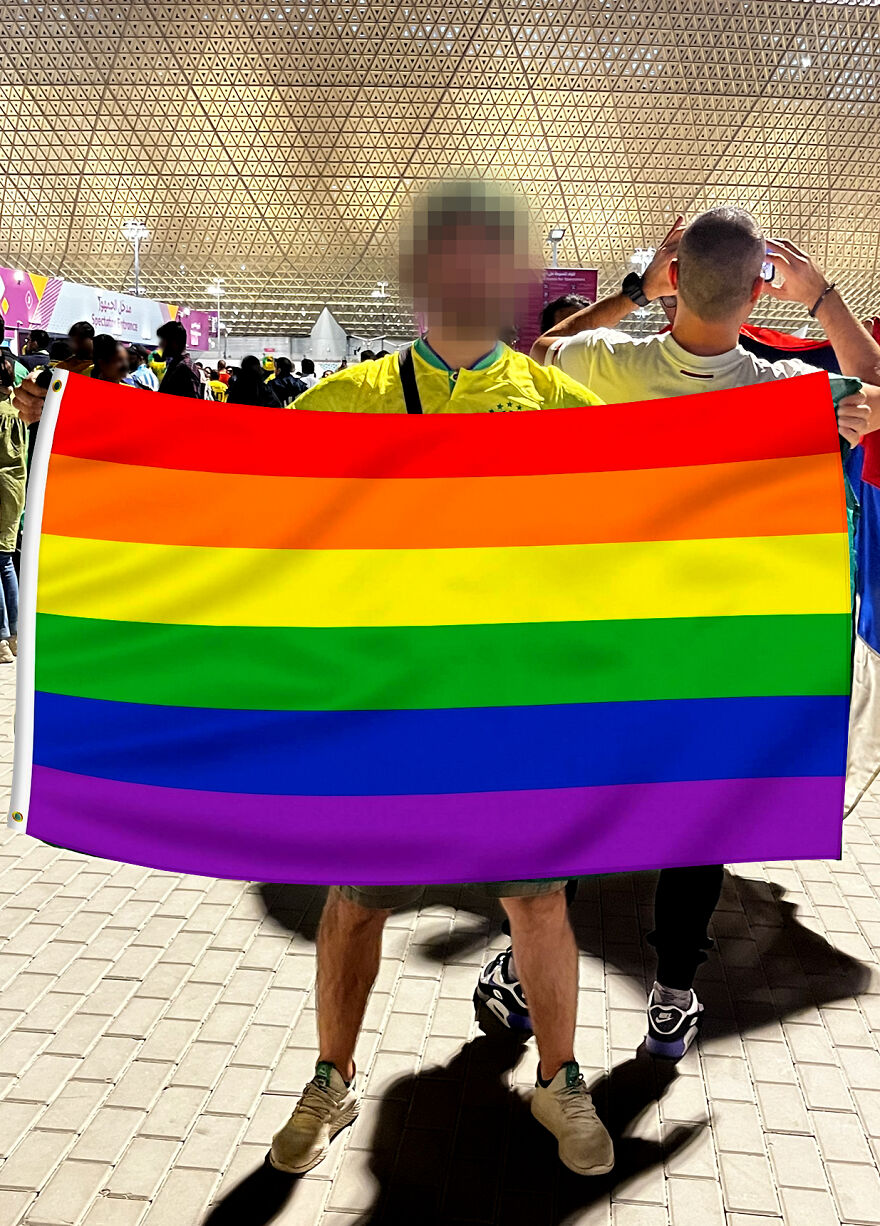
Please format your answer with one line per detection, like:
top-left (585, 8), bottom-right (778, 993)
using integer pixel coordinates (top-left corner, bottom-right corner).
top-left (3, 0), bottom-right (880, 337)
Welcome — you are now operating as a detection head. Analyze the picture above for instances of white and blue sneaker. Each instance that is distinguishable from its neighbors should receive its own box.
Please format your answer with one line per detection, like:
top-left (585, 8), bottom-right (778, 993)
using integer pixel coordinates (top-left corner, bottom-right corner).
top-left (645, 982), bottom-right (703, 1060)
top-left (474, 947), bottom-right (532, 1031)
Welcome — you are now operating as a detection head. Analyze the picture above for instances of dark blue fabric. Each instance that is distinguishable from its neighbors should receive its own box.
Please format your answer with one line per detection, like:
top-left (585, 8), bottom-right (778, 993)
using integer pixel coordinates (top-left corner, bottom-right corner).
top-left (33, 691), bottom-right (849, 795)
top-left (847, 445), bottom-right (880, 652)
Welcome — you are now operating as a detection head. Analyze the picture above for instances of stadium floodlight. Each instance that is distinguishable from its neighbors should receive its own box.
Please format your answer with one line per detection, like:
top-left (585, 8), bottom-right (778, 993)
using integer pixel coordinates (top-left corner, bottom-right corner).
top-left (121, 221), bottom-right (150, 296)
top-left (547, 227), bottom-right (566, 267)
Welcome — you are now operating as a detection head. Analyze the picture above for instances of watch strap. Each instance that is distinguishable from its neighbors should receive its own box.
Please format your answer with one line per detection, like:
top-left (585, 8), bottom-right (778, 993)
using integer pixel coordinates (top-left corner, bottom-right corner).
top-left (622, 272), bottom-right (650, 309)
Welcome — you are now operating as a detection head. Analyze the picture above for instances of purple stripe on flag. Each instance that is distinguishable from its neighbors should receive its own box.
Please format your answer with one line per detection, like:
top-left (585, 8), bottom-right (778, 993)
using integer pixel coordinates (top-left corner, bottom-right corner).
top-left (26, 766), bottom-right (844, 884)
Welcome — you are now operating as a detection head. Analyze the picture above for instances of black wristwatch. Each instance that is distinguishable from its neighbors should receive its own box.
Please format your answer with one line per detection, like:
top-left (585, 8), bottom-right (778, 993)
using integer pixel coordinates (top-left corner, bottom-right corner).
top-left (622, 272), bottom-right (650, 308)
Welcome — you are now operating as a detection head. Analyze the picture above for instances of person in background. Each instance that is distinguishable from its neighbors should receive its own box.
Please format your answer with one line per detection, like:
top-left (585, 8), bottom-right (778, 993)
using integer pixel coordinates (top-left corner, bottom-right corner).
top-left (299, 357), bottom-right (317, 388)
top-left (271, 356), bottom-right (307, 407)
top-left (226, 354), bottom-right (282, 407)
top-left (359, 349), bottom-right (376, 362)
top-left (0, 320), bottom-right (27, 388)
top-left (539, 294), bottom-right (594, 335)
top-left (155, 320), bottom-right (207, 398)
top-left (90, 334), bottom-right (130, 383)
top-left (124, 344), bottom-right (160, 391)
top-left (18, 330), bottom-right (51, 373)
top-left (21, 339), bottom-right (75, 480)
top-left (216, 359), bottom-right (231, 385)
top-left (66, 320), bottom-right (96, 371)
top-left (469, 209), bottom-right (880, 1064)
top-left (47, 338), bottom-right (74, 365)
top-left (0, 351), bottom-right (27, 663)
top-left (148, 346), bottom-right (167, 383)
top-left (206, 368), bottom-right (228, 402)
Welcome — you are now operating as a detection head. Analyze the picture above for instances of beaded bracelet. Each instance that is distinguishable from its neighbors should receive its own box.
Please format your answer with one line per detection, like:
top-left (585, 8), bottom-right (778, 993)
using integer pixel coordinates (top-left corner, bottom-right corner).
top-left (809, 283), bottom-right (837, 318)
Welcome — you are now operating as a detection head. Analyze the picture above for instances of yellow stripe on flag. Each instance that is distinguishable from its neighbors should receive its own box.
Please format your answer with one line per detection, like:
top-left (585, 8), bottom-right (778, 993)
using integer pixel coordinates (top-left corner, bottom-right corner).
top-left (37, 533), bottom-right (852, 629)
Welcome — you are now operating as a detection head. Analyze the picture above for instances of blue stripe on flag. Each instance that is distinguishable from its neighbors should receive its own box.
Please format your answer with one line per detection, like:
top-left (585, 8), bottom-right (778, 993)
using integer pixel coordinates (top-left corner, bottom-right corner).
top-left (33, 691), bottom-right (849, 796)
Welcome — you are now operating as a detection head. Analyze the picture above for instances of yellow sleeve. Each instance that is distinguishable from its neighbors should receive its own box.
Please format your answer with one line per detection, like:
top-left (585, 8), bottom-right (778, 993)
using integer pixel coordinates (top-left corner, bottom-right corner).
top-left (293, 375), bottom-right (354, 412)
top-left (293, 366), bottom-right (390, 413)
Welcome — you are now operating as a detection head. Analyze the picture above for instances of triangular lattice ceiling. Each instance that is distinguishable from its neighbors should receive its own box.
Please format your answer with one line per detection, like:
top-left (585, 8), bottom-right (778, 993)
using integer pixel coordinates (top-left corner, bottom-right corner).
top-left (3, 0), bottom-right (880, 337)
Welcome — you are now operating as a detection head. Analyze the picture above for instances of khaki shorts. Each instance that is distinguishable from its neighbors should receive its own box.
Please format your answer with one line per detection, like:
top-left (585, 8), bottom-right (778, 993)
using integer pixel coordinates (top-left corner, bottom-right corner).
top-left (337, 878), bottom-right (568, 912)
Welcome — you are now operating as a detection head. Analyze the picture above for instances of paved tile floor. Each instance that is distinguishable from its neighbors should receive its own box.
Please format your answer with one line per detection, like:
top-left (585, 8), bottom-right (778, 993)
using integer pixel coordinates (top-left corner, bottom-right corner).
top-left (2, 656), bottom-right (880, 1226)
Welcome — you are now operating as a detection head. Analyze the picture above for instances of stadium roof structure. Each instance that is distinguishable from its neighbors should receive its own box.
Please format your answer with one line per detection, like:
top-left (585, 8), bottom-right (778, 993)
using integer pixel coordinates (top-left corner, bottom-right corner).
top-left (3, 0), bottom-right (880, 336)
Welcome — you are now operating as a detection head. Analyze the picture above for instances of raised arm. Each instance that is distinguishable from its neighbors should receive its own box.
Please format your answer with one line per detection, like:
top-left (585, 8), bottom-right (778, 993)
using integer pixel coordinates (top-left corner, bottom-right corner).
top-left (764, 237), bottom-right (880, 386)
top-left (530, 216), bottom-right (685, 364)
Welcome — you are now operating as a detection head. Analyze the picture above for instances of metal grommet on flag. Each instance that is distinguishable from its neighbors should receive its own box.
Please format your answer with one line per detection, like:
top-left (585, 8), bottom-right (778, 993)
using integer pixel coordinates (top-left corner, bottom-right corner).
top-left (11, 812), bottom-right (23, 823)
top-left (52, 380), bottom-right (63, 392)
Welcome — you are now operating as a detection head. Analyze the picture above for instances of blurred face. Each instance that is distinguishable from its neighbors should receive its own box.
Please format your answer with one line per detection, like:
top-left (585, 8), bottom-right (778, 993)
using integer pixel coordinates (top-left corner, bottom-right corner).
top-left (69, 330), bottom-right (93, 358)
top-left (411, 222), bottom-right (535, 335)
top-left (162, 331), bottom-right (185, 358)
top-left (103, 344), bottom-right (129, 381)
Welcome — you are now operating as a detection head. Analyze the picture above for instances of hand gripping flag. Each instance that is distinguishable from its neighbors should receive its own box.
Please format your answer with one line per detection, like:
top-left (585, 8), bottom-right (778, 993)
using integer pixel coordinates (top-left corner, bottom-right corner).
top-left (9, 369), bottom-right (852, 884)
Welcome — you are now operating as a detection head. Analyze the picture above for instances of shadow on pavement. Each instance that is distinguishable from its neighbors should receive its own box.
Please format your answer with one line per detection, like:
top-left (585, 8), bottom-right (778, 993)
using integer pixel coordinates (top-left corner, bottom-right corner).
top-left (204, 871), bottom-right (871, 1224)
top-left (203, 1027), bottom-right (697, 1226)
top-left (200, 1157), bottom-right (299, 1226)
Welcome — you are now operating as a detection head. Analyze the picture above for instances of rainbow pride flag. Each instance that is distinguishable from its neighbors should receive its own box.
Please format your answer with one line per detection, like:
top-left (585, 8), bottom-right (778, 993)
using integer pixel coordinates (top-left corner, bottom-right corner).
top-left (9, 369), bottom-right (851, 883)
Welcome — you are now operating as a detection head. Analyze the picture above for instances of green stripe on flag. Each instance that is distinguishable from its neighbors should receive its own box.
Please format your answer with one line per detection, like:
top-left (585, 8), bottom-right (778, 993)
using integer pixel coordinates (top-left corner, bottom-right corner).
top-left (35, 612), bottom-right (851, 712)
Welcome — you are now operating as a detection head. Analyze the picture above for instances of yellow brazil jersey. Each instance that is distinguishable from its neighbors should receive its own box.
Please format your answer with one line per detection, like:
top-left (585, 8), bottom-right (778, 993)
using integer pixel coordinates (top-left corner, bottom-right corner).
top-left (293, 338), bottom-right (603, 415)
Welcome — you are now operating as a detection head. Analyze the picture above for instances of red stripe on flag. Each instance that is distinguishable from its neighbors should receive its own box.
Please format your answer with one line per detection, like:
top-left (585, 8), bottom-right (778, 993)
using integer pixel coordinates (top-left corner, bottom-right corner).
top-left (49, 369), bottom-right (839, 479)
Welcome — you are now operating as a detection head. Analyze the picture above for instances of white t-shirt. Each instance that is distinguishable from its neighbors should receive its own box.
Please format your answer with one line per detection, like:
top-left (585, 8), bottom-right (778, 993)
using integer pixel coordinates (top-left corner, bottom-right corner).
top-left (546, 328), bottom-right (820, 403)
top-left (300, 372), bottom-right (317, 388)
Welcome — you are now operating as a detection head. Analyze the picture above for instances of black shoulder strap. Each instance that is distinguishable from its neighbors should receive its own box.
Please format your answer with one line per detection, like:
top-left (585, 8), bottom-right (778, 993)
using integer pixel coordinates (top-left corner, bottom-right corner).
top-left (398, 344), bottom-right (423, 415)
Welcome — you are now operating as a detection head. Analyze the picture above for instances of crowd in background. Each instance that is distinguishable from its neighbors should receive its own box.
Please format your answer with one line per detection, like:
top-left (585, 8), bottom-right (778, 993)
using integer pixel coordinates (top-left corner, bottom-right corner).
top-left (0, 318), bottom-right (381, 417)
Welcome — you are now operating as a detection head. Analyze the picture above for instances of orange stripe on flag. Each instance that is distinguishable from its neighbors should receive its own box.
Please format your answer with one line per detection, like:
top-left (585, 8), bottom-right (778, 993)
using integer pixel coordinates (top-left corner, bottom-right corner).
top-left (42, 452), bottom-right (846, 550)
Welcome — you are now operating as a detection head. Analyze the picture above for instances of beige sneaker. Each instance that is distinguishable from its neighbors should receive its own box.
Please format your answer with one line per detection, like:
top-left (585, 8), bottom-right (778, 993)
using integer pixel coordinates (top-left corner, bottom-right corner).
top-left (531, 1061), bottom-right (614, 1175)
top-left (8, 635), bottom-right (16, 657)
top-left (0, 641), bottom-right (14, 664)
top-left (268, 1061), bottom-right (359, 1174)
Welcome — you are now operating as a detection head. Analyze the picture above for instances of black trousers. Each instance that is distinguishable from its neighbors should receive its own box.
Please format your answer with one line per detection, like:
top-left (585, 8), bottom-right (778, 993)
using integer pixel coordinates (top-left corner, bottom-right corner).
top-left (646, 864), bottom-right (725, 990)
top-left (501, 871), bottom-right (722, 991)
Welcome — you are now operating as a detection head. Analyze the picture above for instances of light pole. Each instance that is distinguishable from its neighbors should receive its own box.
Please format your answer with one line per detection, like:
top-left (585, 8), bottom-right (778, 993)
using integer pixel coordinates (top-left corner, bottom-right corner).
top-left (122, 221), bottom-right (150, 297)
top-left (547, 227), bottom-right (565, 269)
top-left (370, 280), bottom-right (388, 351)
top-left (207, 280), bottom-right (226, 360)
